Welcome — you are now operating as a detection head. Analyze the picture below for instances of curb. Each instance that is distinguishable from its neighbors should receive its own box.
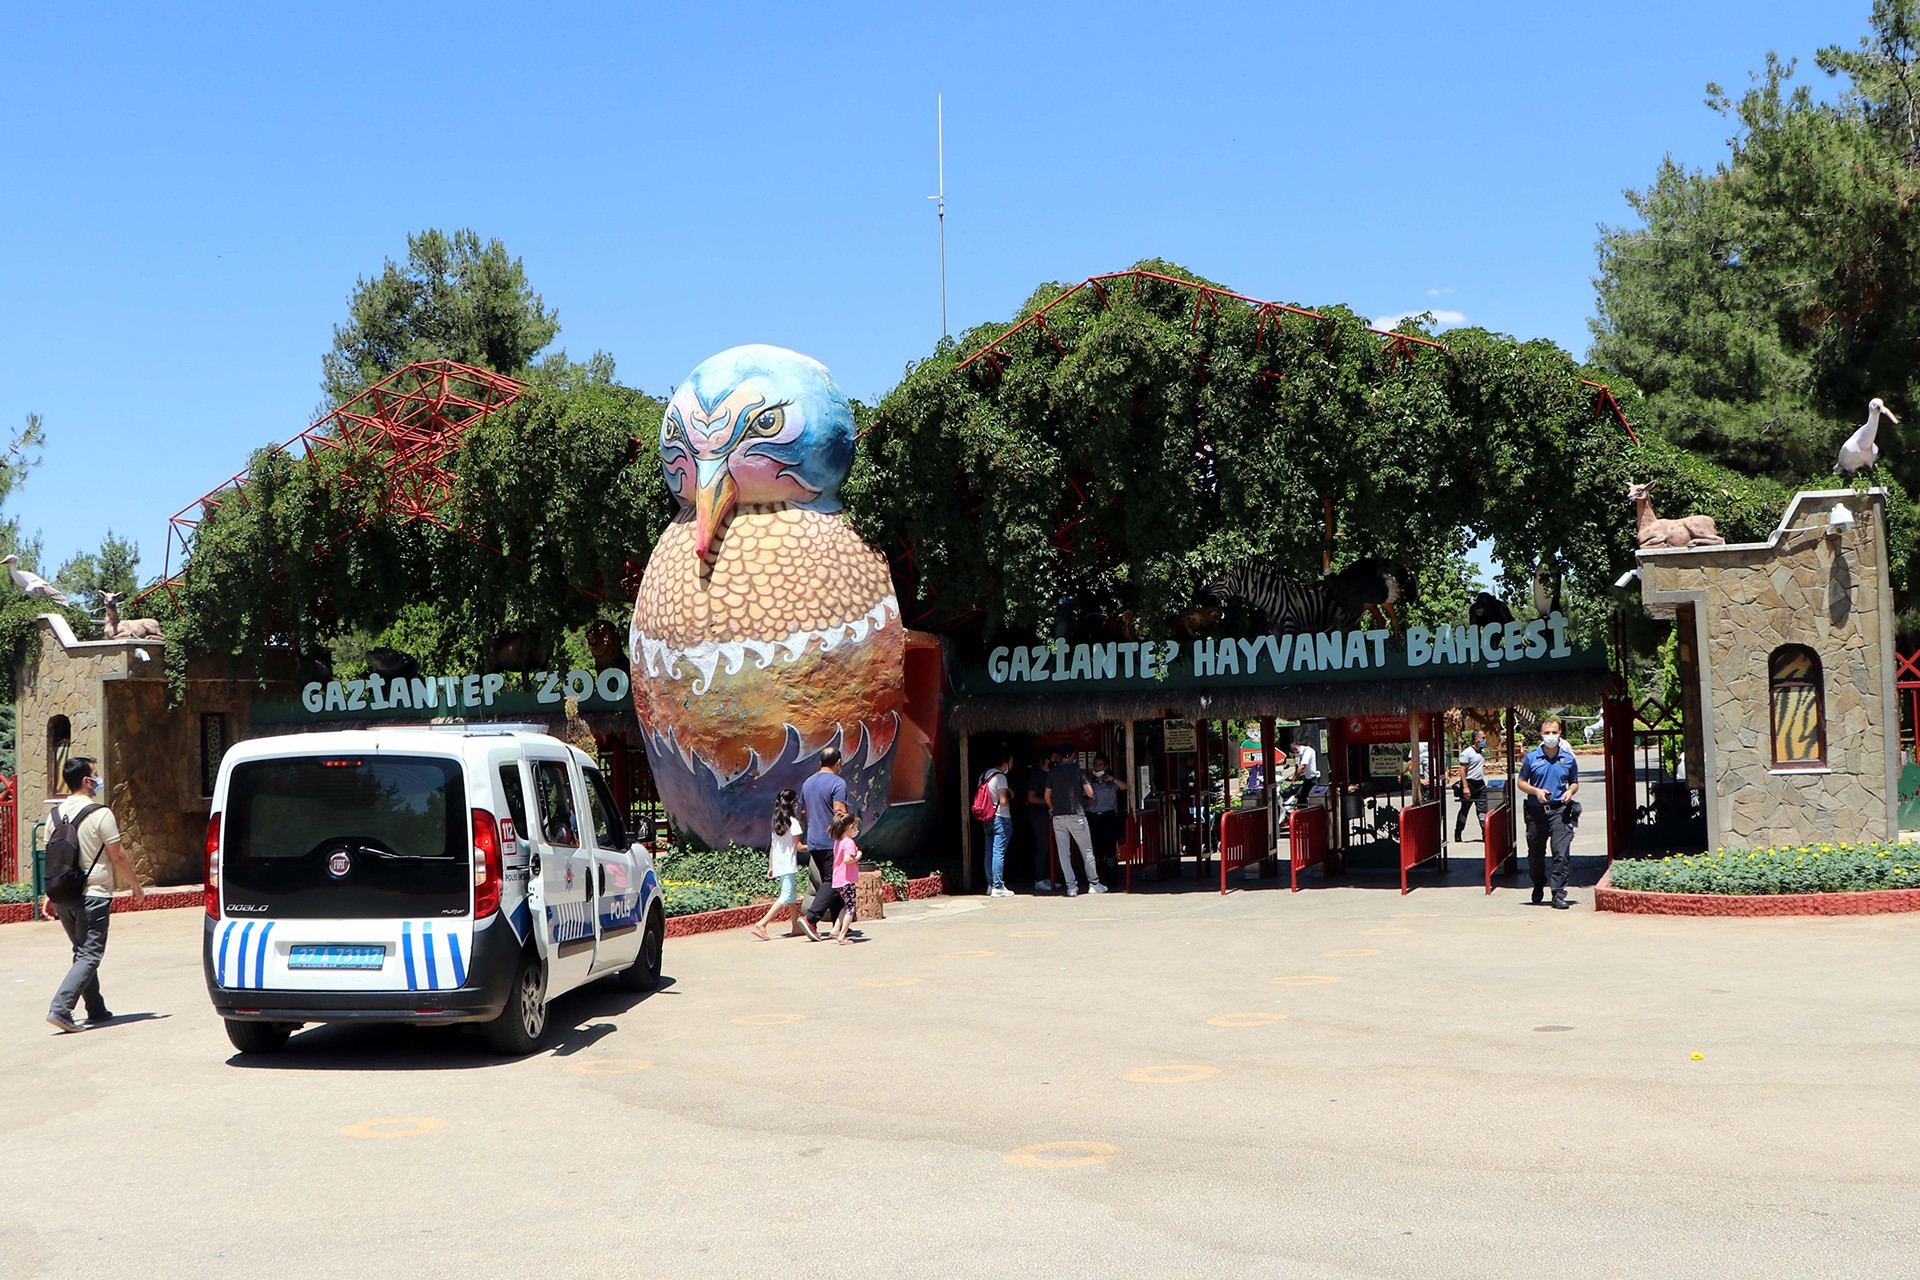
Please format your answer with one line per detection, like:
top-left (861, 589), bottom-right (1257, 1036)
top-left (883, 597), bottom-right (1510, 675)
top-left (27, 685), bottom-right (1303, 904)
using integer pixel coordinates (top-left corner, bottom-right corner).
top-left (666, 872), bottom-right (946, 938)
top-left (1593, 868), bottom-right (1920, 917)
top-left (1, 875), bottom-right (954, 930)
top-left (0, 885), bottom-right (204, 925)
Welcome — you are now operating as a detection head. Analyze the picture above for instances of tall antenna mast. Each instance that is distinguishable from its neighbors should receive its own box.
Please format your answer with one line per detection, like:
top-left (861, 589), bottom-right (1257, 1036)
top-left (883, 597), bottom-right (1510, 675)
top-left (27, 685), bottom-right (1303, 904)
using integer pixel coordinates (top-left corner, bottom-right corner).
top-left (928, 92), bottom-right (947, 341)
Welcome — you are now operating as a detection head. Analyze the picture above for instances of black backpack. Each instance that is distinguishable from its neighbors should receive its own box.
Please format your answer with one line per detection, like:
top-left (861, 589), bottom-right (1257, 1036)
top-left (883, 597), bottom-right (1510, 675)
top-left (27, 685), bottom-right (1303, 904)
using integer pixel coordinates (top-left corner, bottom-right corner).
top-left (43, 803), bottom-right (104, 906)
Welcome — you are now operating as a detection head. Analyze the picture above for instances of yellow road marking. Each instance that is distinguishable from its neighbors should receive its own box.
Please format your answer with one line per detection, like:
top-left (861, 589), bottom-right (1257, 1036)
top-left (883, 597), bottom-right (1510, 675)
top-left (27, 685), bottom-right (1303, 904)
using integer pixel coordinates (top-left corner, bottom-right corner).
top-left (856, 977), bottom-right (924, 988)
top-left (562, 1058), bottom-right (653, 1075)
top-left (1123, 1064), bottom-right (1219, 1084)
top-left (1207, 1012), bottom-right (1288, 1027)
top-left (1271, 975), bottom-right (1338, 986)
top-left (1004, 1141), bottom-right (1123, 1168)
top-left (732, 1013), bottom-right (807, 1026)
top-left (341, 1117), bottom-right (447, 1139)
top-left (939, 950), bottom-right (997, 959)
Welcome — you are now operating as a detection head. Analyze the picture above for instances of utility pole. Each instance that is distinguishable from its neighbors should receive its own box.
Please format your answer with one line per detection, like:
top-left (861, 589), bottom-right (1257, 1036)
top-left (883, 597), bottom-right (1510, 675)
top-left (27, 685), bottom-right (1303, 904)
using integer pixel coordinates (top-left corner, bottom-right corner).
top-left (928, 92), bottom-right (947, 341)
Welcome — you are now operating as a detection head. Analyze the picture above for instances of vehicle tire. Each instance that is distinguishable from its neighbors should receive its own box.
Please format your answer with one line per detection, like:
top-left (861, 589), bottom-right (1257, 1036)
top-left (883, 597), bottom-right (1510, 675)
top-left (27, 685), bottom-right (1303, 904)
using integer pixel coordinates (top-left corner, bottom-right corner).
top-left (485, 950), bottom-right (549, 1055)
top-left (617, 910), bottom-right (664, 992)
top-left (224, 1018), bottom-right (293, 1055)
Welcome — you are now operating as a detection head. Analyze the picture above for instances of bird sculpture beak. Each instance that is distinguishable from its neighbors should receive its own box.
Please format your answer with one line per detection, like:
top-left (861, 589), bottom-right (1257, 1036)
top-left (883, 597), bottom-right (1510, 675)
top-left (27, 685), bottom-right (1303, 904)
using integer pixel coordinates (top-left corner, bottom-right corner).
top-left (693, 457), bottom-right (737, 561)
top-left (1883, 406), bottom-right (1901, 424)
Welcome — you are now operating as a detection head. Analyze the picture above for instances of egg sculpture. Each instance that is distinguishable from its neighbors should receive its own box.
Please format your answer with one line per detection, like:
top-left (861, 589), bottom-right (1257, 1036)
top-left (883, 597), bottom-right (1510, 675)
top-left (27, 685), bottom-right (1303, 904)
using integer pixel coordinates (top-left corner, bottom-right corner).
top-left (629, 345), bottom-right (902, 850)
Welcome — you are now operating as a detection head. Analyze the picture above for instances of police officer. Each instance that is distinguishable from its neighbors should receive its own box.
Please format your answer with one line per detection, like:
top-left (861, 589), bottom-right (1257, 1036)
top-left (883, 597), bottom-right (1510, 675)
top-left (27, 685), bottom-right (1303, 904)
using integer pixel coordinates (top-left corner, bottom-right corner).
top-left (1518, 718), bottom-right (1579, 908)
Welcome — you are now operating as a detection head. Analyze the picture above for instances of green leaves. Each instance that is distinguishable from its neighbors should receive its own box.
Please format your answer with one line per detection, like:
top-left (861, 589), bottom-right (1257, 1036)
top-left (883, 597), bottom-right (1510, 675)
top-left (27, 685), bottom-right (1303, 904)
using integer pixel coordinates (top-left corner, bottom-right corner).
top-left (1610, 840), bottom-right (1920, 895)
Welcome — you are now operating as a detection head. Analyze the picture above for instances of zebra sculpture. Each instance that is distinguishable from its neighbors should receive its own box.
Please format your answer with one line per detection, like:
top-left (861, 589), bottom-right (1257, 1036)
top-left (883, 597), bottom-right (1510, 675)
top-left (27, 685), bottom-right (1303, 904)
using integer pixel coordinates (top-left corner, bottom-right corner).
top-left (1202, 562), bottom-right (1361, 636)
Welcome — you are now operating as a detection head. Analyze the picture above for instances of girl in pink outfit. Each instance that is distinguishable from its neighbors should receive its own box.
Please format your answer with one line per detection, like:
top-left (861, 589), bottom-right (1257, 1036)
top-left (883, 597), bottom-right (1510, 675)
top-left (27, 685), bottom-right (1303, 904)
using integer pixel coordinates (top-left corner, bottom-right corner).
top-left (828, 813), bottom-right (862, 944)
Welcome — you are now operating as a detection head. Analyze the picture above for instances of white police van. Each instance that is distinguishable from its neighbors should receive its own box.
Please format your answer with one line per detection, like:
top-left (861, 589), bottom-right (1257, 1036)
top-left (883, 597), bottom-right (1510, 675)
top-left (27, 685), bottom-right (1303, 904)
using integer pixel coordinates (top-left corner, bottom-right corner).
top-left (202, 725), bottom-right (664, 1055)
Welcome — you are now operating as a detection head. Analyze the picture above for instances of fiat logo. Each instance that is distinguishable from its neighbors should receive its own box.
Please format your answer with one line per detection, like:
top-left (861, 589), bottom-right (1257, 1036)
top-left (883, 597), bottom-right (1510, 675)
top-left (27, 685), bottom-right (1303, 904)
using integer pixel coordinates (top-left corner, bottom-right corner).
top-left (327, 850), bottom-right (352, 879)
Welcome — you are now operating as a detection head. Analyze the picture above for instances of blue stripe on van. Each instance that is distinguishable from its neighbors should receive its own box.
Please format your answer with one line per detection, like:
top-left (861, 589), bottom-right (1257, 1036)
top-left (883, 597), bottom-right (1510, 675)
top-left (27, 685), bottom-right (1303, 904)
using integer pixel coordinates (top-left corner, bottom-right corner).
top-left (423, 921), bottom-right (440, 989)
top-left (254, 922), bottom-right (274, 988)
top-left (216, 921), bottom-right (235, 989)
top-left (401, 921), bottom-right (418, 990)
top-left (446, 933), bottom-right (466, 987)
top-left (235, 923), bottom-right (255, 989)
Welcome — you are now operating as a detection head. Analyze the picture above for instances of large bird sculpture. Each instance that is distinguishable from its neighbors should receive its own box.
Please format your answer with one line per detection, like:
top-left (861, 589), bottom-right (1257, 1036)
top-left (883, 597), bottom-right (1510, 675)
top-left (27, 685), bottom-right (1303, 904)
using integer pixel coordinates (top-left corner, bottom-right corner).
top-left (630, 345), bottom-right (902, 850)
top-left (1835, 397), bottom-right (1899, 477)
top-left (2, 555), bottom-right (68, 605)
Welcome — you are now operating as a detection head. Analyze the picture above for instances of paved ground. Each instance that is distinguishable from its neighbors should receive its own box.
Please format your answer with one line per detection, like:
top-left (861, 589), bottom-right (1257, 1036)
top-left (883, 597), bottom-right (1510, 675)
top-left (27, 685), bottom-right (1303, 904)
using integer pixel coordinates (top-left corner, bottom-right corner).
top-left (3, 872), bottom-right (1916, 1280)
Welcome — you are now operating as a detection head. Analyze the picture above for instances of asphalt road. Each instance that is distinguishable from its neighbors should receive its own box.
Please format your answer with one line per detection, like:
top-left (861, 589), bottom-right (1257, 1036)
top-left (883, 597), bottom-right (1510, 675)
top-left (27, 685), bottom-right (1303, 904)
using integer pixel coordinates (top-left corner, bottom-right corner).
top-left (3, 876), bottom-right (1916, 1280)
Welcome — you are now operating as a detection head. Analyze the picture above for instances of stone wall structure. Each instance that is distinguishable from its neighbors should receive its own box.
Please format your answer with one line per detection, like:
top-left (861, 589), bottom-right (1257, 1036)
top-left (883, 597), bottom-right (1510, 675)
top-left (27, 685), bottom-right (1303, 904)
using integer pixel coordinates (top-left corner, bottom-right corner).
top-left (15, 616), bottom-right (294, 885)
top-left (1638, 489), bottom-right (1899, 850)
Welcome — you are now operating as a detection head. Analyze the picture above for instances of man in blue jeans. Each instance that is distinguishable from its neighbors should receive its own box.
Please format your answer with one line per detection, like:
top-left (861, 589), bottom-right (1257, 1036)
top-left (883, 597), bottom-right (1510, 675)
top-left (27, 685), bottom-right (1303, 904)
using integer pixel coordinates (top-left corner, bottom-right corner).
top-left (42, 756), bottom-right (144, 1033)
top-left (981, 749), bottom-right (1015, 897)
top-left (1518, 718), bottom-right (1580, 909)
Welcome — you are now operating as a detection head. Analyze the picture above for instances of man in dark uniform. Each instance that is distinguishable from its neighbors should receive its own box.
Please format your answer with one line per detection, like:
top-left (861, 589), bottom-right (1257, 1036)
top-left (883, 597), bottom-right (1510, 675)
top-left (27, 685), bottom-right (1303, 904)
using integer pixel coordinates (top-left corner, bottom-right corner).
top-left (1517, 718), bottom-right (1579, 908)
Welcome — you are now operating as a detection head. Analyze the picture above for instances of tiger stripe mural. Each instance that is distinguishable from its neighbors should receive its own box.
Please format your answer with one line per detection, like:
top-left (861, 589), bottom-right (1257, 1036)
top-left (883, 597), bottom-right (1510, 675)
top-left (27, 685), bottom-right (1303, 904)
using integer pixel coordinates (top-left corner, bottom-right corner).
top-left (1769, 646), bottom-right (1824, 767)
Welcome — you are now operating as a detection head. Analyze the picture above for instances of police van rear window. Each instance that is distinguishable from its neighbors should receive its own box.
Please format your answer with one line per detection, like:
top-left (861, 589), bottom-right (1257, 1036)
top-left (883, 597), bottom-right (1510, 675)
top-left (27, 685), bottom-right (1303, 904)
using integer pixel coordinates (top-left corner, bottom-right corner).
top-left (222, 755), bottom-right (467, 919)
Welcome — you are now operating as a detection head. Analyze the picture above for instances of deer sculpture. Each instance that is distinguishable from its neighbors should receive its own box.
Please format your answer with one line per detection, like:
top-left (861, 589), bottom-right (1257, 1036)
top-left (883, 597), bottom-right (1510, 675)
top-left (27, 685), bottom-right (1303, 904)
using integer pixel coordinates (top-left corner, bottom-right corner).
top-left (100, 591), bottom-right (163, 641)
top-left (1627, 482), bottom-right (1725, 549)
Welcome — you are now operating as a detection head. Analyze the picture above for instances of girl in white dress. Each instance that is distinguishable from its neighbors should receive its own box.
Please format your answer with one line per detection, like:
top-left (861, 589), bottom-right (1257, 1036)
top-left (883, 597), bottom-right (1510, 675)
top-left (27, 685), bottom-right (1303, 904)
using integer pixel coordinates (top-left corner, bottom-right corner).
top-left (750, 789), bottom-right (805, 941)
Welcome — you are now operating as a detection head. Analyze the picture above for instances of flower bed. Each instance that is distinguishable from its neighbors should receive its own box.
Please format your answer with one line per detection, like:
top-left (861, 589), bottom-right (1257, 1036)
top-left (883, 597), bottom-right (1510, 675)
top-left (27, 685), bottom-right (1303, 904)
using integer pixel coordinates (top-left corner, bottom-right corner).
top-left (665, 872), bottom-right (945, 937)
top-left (655, 843), bottom-right (915, 918)
top-left (1598, 840), bottom-right (1920, 917)
top-left (1608, 841), bottom-right (1920, 895)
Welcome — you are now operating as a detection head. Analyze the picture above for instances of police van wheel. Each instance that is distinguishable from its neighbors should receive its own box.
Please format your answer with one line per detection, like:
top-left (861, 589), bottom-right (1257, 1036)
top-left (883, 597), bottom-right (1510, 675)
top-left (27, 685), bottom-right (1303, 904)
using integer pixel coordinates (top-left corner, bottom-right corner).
top-left (485, 952), bottom-right (549, 1055)
top-left (618, 912), bottom-right (664, 992)
top-left (225, 1019), bottom-right (293, 1055)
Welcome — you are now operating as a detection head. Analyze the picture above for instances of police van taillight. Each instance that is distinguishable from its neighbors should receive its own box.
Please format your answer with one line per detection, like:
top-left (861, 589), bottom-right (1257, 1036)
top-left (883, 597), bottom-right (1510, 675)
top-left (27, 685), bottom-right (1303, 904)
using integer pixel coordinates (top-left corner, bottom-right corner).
top-left (472, 809), bottom-right (502, 917)
top-left (204, 814), bottom-right (221, 919)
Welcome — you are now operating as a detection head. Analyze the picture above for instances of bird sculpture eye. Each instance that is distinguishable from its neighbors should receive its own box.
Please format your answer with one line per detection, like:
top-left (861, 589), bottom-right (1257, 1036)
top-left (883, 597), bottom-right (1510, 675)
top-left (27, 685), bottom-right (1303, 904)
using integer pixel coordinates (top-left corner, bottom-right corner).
top-left (747, 406), bottom-right (786, 437)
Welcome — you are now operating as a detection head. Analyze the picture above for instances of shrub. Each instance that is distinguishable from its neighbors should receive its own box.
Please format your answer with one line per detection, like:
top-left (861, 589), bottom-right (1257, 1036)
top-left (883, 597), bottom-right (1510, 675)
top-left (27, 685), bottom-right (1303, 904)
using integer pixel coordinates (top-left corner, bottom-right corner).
top-left (655, 846), bottom-right (772, 900)
top-left (0, 882), bottom-right (32, 905)
top-left (660, 881), bottom-right (751, 917)
top-left (1610, 841), bottom-right (1920, 895)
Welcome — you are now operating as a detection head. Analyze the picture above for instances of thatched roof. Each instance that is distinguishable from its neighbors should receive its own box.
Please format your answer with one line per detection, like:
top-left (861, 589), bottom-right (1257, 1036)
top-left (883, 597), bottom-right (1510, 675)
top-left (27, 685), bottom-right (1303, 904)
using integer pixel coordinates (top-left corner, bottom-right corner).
top-left (950, 668), bottom-right (1617, 732)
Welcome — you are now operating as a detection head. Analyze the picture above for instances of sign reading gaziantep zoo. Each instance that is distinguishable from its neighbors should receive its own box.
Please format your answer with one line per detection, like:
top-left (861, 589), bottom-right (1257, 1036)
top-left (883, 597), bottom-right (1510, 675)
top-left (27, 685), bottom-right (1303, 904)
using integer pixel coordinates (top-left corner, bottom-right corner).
top-left (957, 613), bottom-right (1603, 695)
top-left (252, 668), bottom-right (633, 724)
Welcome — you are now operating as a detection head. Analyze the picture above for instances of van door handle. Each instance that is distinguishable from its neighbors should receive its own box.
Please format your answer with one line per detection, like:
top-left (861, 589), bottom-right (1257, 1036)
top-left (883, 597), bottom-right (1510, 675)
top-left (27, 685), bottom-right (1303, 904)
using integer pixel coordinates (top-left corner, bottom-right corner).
top-left (530, 852), bottom-right (542, 876)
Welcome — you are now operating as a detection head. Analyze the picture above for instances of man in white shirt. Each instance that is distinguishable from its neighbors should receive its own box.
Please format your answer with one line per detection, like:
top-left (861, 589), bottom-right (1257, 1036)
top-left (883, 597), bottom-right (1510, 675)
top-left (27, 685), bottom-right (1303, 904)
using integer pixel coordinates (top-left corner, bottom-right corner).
top-left (1282, 740), bottom-right (1319, 809)
top-left (42, 756), bottom-right (143, 1033)
top-left (1454, 730), bottom-right (1489, 841)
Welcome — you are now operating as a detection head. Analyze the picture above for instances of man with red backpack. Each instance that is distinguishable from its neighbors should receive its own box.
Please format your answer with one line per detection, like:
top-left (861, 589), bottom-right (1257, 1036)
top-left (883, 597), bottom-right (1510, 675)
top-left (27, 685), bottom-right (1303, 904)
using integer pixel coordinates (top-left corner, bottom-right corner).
top-left (972, 749), bottom-right (1015, 897)
top-left (41, 756), bottom-right (143, 1034)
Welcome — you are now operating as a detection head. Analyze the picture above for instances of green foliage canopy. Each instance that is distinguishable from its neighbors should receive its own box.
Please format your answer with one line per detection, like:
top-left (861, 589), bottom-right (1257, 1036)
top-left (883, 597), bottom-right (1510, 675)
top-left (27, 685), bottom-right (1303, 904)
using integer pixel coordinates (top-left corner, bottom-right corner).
top-left (163, 361), bottom-right (672, 693)
top-left (847, 261), bottom-right (1784, 643)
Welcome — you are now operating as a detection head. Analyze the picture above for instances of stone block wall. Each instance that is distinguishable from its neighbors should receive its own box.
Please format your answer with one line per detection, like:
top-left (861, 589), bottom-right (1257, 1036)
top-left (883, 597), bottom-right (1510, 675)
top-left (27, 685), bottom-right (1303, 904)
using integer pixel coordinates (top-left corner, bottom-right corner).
top-left (1639, 490), bottom-right (1899, 850)
top-left (15, 616), bottom-right (295, 886)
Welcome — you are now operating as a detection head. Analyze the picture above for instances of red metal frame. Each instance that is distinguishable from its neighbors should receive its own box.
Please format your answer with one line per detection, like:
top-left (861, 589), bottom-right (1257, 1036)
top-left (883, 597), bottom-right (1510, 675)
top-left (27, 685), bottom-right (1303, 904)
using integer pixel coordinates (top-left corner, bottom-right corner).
top-left (140, 360), bottom-right (527, 610)
top-left (1398, 801), bottom-right (1443, 894)
top-left (0, 774), bottom-right (16, 883)
top-left (1896, 649), bottom-right (1920, 756)
top-left (1484, 796), bottom-right (1514, 893)
top-left (1217, 806), bottom-right (1269, 894)
top-left (1288, 806), bottom-right (1329, 892)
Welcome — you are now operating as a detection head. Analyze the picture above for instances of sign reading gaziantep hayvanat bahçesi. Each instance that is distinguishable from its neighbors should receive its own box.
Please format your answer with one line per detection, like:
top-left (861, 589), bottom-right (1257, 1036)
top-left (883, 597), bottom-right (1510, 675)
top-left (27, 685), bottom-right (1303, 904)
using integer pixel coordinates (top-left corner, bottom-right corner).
top-left (956, 613), bottom-right (1600, 695)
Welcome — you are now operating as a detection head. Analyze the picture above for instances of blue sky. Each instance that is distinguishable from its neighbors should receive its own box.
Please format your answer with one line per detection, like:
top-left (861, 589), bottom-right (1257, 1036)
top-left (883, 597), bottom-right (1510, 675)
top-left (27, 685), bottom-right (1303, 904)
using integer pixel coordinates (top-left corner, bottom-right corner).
top-left (0, 1), bottom-right (1859, 580)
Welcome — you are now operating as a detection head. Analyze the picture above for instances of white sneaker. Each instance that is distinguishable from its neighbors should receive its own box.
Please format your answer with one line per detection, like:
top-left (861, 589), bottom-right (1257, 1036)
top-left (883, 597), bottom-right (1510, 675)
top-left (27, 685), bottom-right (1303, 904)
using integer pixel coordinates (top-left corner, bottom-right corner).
top-left (1066, 886), bottom-right (1079, 897)
top-left (1089, 883), bottom-right (1110, 894)
top-left (1035, 880), bottom-right (1054, 893)
top-left (990, 885), bottom-right (1012, 897)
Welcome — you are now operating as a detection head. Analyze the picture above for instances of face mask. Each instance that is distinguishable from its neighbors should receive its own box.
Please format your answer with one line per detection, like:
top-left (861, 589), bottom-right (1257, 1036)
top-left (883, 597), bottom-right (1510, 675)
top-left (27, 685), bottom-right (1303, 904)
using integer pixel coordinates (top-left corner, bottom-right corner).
top-left (1540, 734), bottom-right (1561, 750)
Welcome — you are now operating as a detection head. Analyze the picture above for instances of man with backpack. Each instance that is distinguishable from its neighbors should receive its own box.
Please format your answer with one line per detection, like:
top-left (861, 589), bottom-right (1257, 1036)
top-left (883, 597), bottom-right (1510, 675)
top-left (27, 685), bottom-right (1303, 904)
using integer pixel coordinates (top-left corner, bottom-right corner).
top-left (971, 748), bottom-right (1015, 897)
top-left (41, 756), bottom-right (142, 1033)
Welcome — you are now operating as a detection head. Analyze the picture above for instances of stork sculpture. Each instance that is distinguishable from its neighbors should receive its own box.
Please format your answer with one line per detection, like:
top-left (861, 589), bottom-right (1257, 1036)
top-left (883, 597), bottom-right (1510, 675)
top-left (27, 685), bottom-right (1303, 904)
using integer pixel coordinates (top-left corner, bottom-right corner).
top-left (1, 555), bottom-right (68, 605)
top-left (1835, 397), bottom-right (1899, 477)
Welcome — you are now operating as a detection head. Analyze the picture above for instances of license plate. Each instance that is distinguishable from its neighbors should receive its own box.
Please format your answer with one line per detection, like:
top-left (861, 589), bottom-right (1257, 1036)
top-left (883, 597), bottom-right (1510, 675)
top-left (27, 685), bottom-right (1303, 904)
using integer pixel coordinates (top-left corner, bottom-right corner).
top-left (288, 944), bottom-right (386, 970)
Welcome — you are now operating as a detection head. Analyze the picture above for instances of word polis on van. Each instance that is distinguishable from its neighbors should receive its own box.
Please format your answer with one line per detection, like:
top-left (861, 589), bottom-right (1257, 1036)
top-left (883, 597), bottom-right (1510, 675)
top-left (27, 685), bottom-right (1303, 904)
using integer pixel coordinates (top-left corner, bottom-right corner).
top-left (300, 667), bottom-right (632, 716)
top-left (976, 613), bottom-right (1586, 691)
